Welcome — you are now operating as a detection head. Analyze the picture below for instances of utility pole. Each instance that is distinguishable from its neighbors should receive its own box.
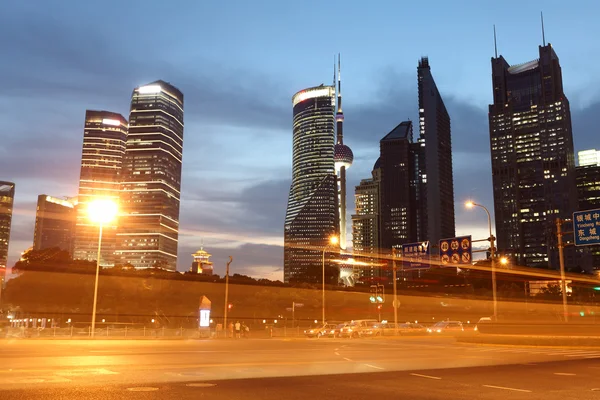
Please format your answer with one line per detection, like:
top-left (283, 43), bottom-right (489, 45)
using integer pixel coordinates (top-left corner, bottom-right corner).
top-left (223, 256), bottom-right (233, 336)
top-left (556, 219), bottom-right (569, 322)
top-left (392, 248), bottom-right (399, 336)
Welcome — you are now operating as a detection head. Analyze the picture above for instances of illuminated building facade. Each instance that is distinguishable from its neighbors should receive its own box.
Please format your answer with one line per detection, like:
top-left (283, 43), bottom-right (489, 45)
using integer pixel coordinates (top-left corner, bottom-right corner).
top-left (576, 154), bottom-right (600, 270)
top-left (0, 181), bottom-right (15, 299)
top-left (73, 111), bottom-right (127, 266)
top-left (489, 44), bottom-right (577, 268)
top-left (417, 57), bottom-right (455, 245)
top-left (284, 85), bottom-right (339, 283)
top-left (190, 247), bottom-right (214, 275)
top-left (116, 81), bottom-right (184, 270)
top-left (352, 165), bottom-right (381, 282)
top-left (33, 195), bottom-right (76, 252)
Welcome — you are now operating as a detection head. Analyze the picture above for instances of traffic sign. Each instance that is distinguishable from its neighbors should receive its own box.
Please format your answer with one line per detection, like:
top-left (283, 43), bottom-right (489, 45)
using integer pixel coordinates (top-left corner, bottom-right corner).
top-left (439, 236), bottom-right (472, 266)
top-left (401, 241), bottom-right (430, 270)
top-left (573, 209), bottom-right (600, 246)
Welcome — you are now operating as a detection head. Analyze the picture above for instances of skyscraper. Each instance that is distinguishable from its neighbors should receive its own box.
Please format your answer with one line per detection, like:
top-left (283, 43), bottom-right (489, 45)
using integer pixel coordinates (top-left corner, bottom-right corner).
top-left (33, 195), bottom-right (76, 252)
top-left (352, 164), bottom-right (381, 282)
top-left (379, 121), bottom-right (417, 250)
top-left (0, 181), bottom-right (15, 300)
top-left (73, 111), bottom-right (127, 266)
top-left (116, 81), bottom-right (184, 270)
top-left (284, 84), bottom-right (339, 283)
top-left (578, 149), bottom-right (600, 167)
top-left (489, 43), bottom-right (577, 268)
top-left (417, 57), bottom-right (455, 245)
top-left (333, 55), bottom-right (353, 250)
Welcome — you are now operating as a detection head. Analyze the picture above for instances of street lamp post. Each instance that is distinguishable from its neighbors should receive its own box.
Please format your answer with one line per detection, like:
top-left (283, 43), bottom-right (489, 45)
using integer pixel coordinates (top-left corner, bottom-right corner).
top-left (322, 236), bottom-right (339, 325)
top-left (87, 199), bottom-right (118, 338)
top-left (466, 201), bottom-right (498, 321)
top-left (223, 256), bottom-right (233, 337)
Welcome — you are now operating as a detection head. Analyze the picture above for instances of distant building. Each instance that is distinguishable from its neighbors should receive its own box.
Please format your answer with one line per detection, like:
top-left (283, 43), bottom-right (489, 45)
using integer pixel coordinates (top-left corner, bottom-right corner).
top-left (489, 43), bottom-right (577, 268)
top-left (578, 149), bottom-right (600, 167)
top-left (116, 81), bottom-right (184, 270)
top-left (33, 195), bottom-right (76, 253)
top-left (73, 110), bottom-right (128, 266)
top-left (0, 181), bottom-right (15, 300)
top-left (190, 247), bottom-right (214, 275)
top-left (284, 84), bottom-right (339, 283)
top-left (352, 165), bottom-right (381, 282)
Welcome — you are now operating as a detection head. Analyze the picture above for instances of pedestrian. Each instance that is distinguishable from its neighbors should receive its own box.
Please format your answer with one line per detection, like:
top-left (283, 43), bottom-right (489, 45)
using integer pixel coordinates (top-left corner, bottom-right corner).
top-left (234, 321), bottom-right (241, 338)
top-left (228, 322), bottom-right (234, 338)
top-left (244, 324), bottom-right (250, 338)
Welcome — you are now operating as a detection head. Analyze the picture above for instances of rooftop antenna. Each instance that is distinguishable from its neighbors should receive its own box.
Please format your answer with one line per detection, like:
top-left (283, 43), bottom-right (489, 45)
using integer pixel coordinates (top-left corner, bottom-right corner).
top-left (541, 11), bottom-right (546, 46)
top-left (333, 55), bottom-right (336, 88)
top-left (493, 24), bottom-right (498, 58)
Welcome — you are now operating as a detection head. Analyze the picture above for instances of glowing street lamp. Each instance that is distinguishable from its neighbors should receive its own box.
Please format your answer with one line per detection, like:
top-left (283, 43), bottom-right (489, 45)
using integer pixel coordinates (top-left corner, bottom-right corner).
top-left (465, 200), bottom-right (497, 321)
top-left (322, 235), bottom-right (339, 325)
top-left (88, 198), bottom-right (118, 338)
top-left (499, 257), bottom-right (509, 266)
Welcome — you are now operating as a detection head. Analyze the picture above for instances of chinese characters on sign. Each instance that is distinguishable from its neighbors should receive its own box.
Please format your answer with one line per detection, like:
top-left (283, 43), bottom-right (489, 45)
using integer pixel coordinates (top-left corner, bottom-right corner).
top-left (439, 236), bottom-right (472, 265)
top-left (401, 241), bottom-right (430, 270)
top-left (573, 209), bottom-right (600, 246)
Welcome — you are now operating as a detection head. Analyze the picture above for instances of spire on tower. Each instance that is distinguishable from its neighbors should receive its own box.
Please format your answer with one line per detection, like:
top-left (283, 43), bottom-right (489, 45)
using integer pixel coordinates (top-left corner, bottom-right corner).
top-left (493, 24), bottom-right (498, 58)
top-left (541, 11), bottom-right (546, 46)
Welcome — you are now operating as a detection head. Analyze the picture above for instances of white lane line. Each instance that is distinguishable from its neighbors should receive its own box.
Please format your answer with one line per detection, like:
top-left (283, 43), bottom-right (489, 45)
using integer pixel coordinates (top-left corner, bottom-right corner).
top-left (566, 353), bottom-right (600, 357)
top-left (483, 385), bottom-right (531, 393)
top-left (334, 352), bottom-right (340, 356)
top-left (410, 373), bottom-right (442, 380)
top-left (554, 373), bottom-right (576, 376)
top-left (343, 357), bottom-right (353, 362)
top-left (584, 356), bottom-right (600, 359)
top-left (364, 364), bottom-right (385, 370)
top-left (334, 348), bottom-right (339, 351)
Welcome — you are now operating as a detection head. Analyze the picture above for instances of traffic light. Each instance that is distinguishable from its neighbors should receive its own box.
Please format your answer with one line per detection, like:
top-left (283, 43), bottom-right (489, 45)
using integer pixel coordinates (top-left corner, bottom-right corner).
top-left (594, 287), bottom-right (600, 291)
top-left (377, 304), bottom-right (382, 310)
top-left (228, 303), bottom-right (233, 310)
top-left (369, 285), bottom-right (377, 303)
top-left (376, 285), bottom-right (384, 303)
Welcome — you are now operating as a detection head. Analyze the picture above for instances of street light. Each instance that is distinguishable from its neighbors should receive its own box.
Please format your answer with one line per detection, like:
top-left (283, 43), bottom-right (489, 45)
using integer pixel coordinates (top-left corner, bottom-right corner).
top-left (499, 257), bottom-right (508, 266)
top-left (465, 200), bottom-right (498, 321)
top-left (322, 235), bottom-right (339, 325)
top-left (88, 198), bottom-right (118, 338)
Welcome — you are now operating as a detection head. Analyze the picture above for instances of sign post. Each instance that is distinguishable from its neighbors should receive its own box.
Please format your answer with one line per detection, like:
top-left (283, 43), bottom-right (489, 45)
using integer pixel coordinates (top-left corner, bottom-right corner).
top-left (439, 236), bottom-right (472, 266)
top-left (401, 241), bottom-right (431, 271)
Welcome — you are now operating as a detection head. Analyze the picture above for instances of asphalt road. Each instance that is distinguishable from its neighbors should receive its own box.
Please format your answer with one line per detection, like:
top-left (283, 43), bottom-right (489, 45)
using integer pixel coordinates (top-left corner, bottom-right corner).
top-left (1, 337), bottom-right (599, 399)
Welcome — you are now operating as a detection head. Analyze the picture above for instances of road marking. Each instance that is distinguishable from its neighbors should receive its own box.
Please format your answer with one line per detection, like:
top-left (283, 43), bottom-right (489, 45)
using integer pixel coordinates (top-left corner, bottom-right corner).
top-left (127, 387), bottom-right (159, 392)
top-left (55, 369), bottom-right (119, 376)
top-left (554, 373), bottom-right (576, 376)
top-left (364, 364), bottom-right (384, 370)
top-left (522, 363), bottom-right (538, 366)
top-left (410, 373), bottom-right (441, 380)
top-left (334, 352), bottom-right (340, 356)
top-left (343, 357), bottom-right (353, 362)
top-left (334, 348), bottom-right (339, 351)
top-left (483, 385), bottom-right (531, 393)
top-left (186, 383), bottom-right (217, 388)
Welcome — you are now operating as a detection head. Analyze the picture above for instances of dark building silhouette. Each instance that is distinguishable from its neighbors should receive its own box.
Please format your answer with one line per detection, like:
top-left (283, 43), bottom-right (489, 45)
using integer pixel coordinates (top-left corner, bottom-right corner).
top-left (489, 44), bottom-right (577, 268)
top-left (0, 181), bottom-right (15, 300)
top-left (417, 57), bottom-right (455, 245)
top-left (33, 195), bottom-right (76, 253)
top-left (379, 121), bottom-right (417, 251)
top-left (73, 110), bottom-right (127, 266)
top-left (116, 81), bottom-right (184, 270)
top-left (284, 85), bottom-right (339, 283)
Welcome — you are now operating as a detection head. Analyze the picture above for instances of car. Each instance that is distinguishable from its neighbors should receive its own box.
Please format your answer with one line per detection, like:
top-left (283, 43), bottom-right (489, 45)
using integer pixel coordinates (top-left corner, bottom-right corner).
top-left (474, 317), bottom-right (492, 332)
top-left (339, 319), bottom-right (379, 338)
top-left (427, 321), bottom-right (464, 334)
top-left (325, 323), bottom-right (348, 338)
top-left (303, 324), bottom-right (337, 338)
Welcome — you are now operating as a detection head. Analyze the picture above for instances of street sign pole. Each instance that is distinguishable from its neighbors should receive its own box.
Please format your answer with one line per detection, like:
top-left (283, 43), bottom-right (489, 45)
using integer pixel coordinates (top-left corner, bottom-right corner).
top-left (392, 248), bottom-right (399, 336)
top-left (556, 218), bottom-right (569, 322)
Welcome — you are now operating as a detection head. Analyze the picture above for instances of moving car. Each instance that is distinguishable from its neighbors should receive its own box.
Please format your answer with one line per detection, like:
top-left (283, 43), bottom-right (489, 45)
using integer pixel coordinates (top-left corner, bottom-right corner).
top-left (303, 324), bottom-right (337, 338)
top-left (339, 319), bottom-right (379, 338)
top-left (427, 321), bottom-right (464, 334)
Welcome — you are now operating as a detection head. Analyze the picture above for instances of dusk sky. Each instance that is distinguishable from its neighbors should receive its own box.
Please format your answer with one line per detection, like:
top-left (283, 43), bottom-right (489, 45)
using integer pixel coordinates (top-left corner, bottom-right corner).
top-left (2, 0), bottom-right (599, 280)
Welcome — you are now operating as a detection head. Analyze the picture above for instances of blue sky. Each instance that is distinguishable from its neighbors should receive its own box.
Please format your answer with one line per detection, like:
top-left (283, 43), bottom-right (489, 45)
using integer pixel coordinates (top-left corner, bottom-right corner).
top-left (2, 0), bottom-right (599, 279)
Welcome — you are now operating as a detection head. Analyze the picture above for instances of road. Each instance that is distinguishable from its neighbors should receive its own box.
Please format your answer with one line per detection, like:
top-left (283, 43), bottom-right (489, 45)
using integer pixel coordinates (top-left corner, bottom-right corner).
top-left (1, 337), bottom-right (599, 399)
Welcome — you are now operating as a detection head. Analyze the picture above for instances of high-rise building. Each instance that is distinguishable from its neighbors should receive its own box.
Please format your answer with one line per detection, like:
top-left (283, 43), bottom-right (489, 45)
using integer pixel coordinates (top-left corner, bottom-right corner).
top-left (0, 181), bottom-right (15, 300)
top-left (576, 154), bottom-right (600, 271)
top-left (489, 43), bottom-right (577, 268)
top-left (33, 195), bottom-right (76, 252)
top-left (417, 57), bottom-right (455, 245)
top-left (578, 149), bottom-right (600, 167)
top-left (116, 81), bottom-right (184, 270)
top-left (352, 164), bottom-right (381, 282)
top-left (333, 55), bottom-right (353, 250)
top-left (284, 84), bottom-right (339, 283)
top-left (73, 111), bottom-right (128, 266)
